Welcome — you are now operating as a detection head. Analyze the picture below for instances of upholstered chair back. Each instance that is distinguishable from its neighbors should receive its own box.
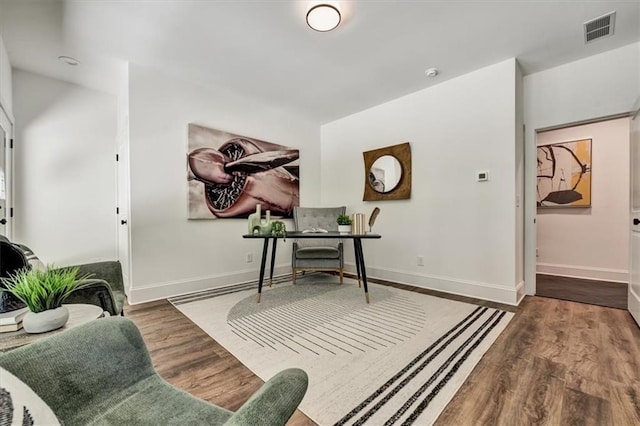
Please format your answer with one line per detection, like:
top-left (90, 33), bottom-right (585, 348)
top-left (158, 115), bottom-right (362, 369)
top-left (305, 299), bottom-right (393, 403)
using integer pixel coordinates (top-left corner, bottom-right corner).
top-left (293, 207), bottom-right (345, 248)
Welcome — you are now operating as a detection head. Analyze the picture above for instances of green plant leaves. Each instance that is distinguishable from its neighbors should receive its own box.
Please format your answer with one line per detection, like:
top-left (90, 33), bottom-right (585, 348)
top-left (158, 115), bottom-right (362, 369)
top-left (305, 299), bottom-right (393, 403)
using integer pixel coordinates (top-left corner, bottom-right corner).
top-left (0, 266), bottom-right (92, 313)
top-left (337, 214), bottom-right (352, 225)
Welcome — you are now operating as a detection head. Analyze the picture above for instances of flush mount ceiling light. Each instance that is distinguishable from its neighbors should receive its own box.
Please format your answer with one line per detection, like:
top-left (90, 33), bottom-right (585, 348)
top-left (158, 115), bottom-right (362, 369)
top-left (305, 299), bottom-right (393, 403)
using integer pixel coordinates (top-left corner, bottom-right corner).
top-left (306, 4), bottom-right (341, 32)
top-left (58, 56), bottom-right (80, 66)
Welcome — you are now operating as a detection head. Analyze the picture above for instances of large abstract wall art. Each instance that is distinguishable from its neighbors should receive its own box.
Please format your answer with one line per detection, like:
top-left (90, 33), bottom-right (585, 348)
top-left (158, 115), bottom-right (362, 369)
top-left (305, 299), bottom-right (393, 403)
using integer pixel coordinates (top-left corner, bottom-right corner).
top-left (537, 139), bottom-right (592, 208)
top-left (187, 124), bottom-right (299, 219)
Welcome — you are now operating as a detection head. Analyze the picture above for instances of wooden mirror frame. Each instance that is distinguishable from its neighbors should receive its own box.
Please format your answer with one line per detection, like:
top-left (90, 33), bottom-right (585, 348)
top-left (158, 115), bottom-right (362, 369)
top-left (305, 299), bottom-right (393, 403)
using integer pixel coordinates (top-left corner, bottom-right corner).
top-left (363, 142), bottom-right (411, 201)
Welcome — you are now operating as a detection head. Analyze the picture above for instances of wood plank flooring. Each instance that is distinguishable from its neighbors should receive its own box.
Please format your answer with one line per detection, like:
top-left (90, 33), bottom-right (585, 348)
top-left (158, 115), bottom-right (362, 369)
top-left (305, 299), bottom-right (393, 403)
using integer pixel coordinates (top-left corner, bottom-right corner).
top-left (125, 288), bottom-right (640, 425)
top-left (435, 296), bottom-right (640, 425)
top-left (536, 274), bottom-right (628, 310)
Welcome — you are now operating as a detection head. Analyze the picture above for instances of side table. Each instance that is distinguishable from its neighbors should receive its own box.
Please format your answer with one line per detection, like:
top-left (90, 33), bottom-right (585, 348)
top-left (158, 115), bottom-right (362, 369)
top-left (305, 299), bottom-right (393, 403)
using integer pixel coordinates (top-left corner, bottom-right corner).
top-left (0, 304), bottom-right (105, 352)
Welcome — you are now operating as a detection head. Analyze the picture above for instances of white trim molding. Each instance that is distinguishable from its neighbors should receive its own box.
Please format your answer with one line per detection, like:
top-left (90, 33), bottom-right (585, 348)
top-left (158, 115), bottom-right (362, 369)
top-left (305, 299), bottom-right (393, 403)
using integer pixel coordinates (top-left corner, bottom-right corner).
top-left (629, 285), bottom-right (640, 327)
top-left (345, 263), bottom-right (522, 306)
top-left (130, 262), bottom-right (524, 306)
top-left (128, 264), bottom-right (291, 304)
top-left (516, 281), bottom-right (526, 304)
top-left (536, 262), bottom-right (628, 283)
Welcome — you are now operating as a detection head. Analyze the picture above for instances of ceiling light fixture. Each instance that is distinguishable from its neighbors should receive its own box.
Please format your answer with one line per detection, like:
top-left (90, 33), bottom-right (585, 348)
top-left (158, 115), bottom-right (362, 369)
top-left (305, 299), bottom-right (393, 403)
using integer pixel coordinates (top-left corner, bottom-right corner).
top-left (306, 4), bottom-right (341, 32)
top-left (58, 56), bottom-right (80, 66)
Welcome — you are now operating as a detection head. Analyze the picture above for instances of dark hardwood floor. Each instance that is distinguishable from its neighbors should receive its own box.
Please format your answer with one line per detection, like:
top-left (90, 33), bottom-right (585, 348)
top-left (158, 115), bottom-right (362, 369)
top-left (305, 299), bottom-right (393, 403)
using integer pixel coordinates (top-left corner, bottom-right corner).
top-left (536, 274), bottom-right (628, 310)
top-left (125, 285), bottom-right (640, 425)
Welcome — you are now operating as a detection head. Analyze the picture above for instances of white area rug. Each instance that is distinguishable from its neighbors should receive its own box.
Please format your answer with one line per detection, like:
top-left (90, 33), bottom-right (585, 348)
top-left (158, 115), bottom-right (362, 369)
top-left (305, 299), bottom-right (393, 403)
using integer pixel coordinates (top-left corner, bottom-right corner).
top-left (171, 275), bottom-right (513, 425)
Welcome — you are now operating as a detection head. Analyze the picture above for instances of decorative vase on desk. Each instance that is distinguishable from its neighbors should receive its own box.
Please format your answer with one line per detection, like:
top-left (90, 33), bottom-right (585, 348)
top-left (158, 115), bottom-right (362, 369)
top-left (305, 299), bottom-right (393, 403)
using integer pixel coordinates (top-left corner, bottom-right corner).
top-left (260, 210), bottom-right (273, 235)
top-left (248, 204), bottom-right (262, 234)
top-left (1, 266), bottom-right (91, 334)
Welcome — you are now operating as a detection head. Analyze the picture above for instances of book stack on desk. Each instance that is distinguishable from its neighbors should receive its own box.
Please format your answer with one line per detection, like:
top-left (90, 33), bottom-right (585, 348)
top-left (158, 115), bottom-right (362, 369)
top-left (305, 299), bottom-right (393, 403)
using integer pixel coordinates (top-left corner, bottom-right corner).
top-left (352, 213), bottom-right (366, 234)
top-left (0, 307), bottom-right (28, 333)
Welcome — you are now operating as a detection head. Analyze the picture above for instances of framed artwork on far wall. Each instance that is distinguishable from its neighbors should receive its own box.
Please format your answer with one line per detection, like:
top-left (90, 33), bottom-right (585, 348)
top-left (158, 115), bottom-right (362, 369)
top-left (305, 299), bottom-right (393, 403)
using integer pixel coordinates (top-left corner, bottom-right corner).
top-left (537, 138), bottom-right (592, 208)
top-left (187, 123), bottom-right (300, 219)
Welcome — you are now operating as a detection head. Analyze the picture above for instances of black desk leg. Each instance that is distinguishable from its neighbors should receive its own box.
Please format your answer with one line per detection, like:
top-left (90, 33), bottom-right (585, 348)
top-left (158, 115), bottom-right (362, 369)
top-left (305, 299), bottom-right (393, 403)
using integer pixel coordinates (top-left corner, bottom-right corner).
top-left (257, 238), bottom-right (270, 303)
top-left (269, 237), bottom-right (277, 287)
top-left (355, 244), bottom-right (362, 288)
top-left (354, 238), bottom-right (370, 303)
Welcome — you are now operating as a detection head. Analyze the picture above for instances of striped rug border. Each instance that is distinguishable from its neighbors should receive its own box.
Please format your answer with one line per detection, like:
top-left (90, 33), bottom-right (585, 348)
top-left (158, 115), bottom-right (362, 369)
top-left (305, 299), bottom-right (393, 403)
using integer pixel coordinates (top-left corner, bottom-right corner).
top-left (336, 307), bottom-right (509, 426)
top-left (169, 272), bottom-right (322, 305)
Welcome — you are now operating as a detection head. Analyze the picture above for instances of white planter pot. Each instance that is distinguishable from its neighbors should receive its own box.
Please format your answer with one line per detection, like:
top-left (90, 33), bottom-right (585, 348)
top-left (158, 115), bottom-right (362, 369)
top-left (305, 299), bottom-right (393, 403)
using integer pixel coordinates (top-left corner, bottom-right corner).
top-left (338, 225), bottom-right (351, 234)
top-left (23, 306), bottom-right (69, 334)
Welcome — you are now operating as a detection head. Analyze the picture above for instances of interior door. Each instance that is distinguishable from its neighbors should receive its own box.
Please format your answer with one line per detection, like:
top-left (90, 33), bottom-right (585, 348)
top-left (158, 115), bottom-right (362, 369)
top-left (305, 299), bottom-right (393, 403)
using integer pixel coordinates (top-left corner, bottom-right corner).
top-left (629, 98), bottom-right (640, 327)
top-left (0, 125), bottom-right (7, 236)
top-left (117, 124), bottom-right (131, 295)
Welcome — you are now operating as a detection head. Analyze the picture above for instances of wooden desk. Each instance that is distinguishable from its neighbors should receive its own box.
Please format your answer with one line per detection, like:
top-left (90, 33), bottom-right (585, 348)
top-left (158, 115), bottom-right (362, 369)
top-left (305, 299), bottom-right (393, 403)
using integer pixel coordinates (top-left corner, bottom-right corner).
top-left (243, 232), bottom-right (381, 303)
top-left (0, 304), bottom-right (105, 352)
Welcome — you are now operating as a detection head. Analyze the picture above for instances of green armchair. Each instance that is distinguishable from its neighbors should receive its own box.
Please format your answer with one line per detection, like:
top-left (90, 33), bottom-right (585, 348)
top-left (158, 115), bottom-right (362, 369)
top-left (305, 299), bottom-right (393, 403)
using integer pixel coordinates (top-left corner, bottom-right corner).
top-left (0, 317), bottom-right (308, 425)
top-left (63, 261), bottom-right (126, 316)
top-left (0, 234), bottom-right (125, 316)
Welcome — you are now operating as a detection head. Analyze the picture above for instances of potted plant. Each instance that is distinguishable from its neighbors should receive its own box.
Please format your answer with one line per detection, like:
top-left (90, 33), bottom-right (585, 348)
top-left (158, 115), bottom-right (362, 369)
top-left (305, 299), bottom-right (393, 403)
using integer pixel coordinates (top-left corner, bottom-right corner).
top-left (271, 220), bottom-right (286, 241)
top-left (0, 266), bottom-right (91, 333)
top-left (337, 214), bottom-right (352, 234)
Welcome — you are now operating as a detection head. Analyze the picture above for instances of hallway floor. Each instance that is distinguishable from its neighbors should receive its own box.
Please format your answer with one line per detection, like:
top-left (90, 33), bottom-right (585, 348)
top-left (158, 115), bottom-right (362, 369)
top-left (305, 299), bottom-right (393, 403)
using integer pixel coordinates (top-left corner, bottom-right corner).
top-left (536, 274), bottom-right (628, 310)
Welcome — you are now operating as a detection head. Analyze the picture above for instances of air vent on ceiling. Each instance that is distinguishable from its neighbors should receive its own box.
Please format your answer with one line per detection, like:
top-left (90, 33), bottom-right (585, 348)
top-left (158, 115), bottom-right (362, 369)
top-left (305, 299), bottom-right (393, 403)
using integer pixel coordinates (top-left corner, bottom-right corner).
top-left (584, 11), bottom-right (616, 43)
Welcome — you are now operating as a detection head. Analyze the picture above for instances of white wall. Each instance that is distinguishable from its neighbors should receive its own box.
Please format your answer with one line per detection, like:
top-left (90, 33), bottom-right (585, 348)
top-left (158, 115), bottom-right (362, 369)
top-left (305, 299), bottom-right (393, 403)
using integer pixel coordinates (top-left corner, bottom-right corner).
top-left (321, 59), bottom-right (521, 305)
top-left (0, 34), bottom-right (12, 117)
top-left (524, 42), bottom-right (640, 294)
top-left (12, 70), bottom-right (117, 265)
top-left (536, 118), bottom-right (630, 282)
top-left (127, 63), bottom-right (321, 303)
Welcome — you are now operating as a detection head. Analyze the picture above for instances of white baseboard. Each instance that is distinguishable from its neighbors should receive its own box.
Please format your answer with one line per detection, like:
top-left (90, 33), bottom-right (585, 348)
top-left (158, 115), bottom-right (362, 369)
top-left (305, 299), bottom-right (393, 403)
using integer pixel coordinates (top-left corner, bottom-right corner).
top-left (129, 263), bottom-right (522, 306)
top-left (345, 263), bottom-right (521, 306)
top-left (128, 264), bottom-right (291, 304)
top-left (536, 262), bottom-right (628, 283)
top-left (629, 286), bottom-right (640, 328)
top-left (516, 281), bottom-right (526, 305)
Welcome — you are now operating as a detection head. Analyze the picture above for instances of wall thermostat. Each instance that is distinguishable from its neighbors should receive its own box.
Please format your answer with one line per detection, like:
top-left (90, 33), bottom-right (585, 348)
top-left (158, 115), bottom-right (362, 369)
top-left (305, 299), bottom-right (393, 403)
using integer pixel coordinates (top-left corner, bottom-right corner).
top-left (477, 171), bottom-right (489, 182)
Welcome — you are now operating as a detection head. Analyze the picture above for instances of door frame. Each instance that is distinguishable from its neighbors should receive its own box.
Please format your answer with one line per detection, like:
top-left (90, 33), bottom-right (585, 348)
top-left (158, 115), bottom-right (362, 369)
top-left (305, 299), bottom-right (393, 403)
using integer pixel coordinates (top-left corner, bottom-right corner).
top-left (629, 98), bottom-right (640, 326)
top-left (524, 112), bottom-right (634, 297)
top-left (0, 102), bottom-right (14, 239)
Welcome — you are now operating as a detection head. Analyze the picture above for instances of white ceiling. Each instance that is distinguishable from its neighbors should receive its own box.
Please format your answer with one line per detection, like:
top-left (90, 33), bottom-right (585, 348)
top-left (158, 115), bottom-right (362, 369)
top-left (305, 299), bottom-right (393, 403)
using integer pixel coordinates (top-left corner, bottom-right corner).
top-left (1, 1), bottom-right (639, 124)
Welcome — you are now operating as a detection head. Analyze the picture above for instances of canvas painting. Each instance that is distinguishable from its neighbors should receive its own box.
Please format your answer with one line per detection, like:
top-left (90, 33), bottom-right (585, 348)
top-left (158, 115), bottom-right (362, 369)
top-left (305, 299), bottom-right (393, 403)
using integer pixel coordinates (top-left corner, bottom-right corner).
top-left (537, 138), bottom-right (592, 208)
top-left (187, 123), bottom-right (299, 219)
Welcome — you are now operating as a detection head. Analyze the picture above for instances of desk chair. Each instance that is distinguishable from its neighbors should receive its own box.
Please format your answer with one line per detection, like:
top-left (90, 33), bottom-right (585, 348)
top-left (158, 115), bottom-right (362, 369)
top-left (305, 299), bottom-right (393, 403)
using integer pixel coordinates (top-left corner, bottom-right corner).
top-left (292, 206), bottom-right (345, 284)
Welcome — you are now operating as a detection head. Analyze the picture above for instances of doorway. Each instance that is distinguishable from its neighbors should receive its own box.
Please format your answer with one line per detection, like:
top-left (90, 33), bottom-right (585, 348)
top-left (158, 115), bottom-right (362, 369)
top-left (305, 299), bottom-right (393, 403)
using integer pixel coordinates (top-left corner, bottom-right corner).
top-left (0, 107), bottom-right (12, 239)
top-left (534, 116), bottom-right (630, 309)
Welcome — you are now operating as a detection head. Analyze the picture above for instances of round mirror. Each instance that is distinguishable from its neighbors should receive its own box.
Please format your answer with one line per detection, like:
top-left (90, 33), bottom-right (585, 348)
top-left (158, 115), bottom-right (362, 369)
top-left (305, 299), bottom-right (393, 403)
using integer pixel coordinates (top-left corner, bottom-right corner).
top-left (369, 155), bottom-right (402, 193)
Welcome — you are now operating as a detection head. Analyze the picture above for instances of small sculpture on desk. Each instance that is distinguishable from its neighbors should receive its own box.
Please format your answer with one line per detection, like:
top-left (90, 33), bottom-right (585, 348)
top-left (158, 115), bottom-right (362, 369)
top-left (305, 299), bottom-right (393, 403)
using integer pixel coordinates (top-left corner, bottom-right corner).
top-left (368, 207), bottom-right (380, 233)
top-left (248, 204), bottom-right (262, 235)
top-left (259, 210), bottom-right (273, 235)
